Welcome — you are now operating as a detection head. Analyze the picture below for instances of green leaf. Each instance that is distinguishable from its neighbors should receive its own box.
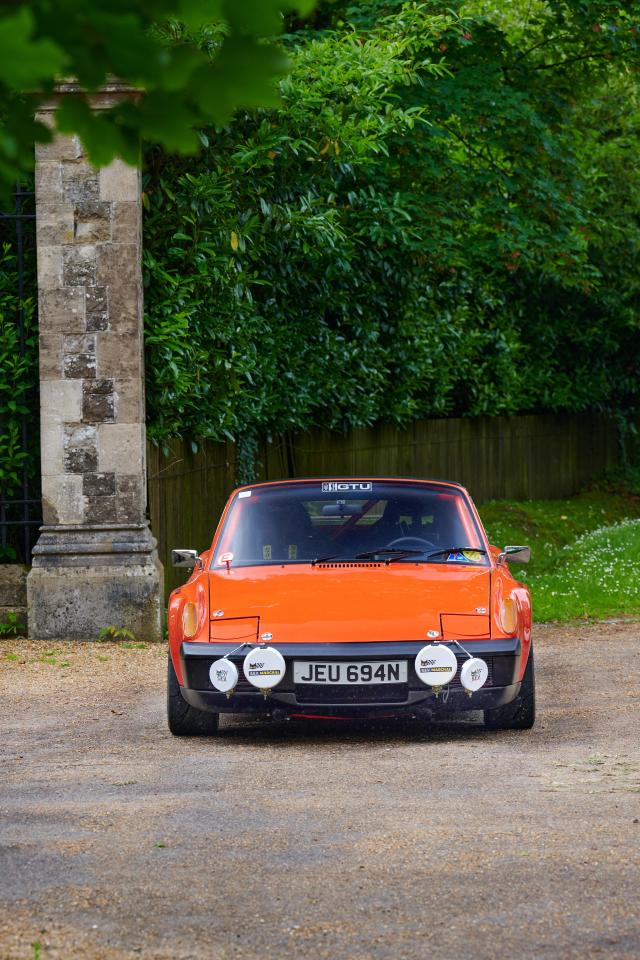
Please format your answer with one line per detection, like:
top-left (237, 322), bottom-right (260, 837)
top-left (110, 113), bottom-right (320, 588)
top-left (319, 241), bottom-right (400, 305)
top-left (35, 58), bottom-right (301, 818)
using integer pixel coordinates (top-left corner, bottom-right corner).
top-left (0, 7), bottom-right (67, 90)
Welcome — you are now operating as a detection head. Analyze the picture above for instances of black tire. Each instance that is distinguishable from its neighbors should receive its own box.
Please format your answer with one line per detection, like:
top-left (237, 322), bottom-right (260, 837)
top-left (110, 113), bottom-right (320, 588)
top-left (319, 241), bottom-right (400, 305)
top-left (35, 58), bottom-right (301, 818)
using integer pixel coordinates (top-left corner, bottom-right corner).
top-left (167, 654), bottom-right (220, 737)
top-left (484, 646), bottom-right (536, 730)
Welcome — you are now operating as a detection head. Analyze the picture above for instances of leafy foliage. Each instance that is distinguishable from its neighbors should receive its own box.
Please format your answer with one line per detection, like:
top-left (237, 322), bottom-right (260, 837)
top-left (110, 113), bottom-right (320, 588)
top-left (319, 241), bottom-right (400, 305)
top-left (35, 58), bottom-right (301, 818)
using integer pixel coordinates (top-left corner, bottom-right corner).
top-left (142, 0), bottom-right (640, 459)
top-left (0, 238), bottom-right (38, 499)
top-left (0, 609), bottom-right (27, 637)
top-left (0, 0), bottom-right (315, 196)
top-left (97, 625), bottom-right (137, 642)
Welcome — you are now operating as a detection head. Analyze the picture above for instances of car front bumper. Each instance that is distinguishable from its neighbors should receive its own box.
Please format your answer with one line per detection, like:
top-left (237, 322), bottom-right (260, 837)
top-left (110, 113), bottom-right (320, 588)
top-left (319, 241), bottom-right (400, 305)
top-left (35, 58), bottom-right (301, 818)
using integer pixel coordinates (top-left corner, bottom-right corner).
top-left (178, 638), bottom-right (523, 719)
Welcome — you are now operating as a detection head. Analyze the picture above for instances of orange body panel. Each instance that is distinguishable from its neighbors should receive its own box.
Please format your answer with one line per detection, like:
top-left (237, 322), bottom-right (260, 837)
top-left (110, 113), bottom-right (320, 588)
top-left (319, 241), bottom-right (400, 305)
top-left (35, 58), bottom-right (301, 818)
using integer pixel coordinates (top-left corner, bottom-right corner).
top-left (441, 614), bottom-right (490, 640)
top-left (207, 563), bottom-right (490, 644)
top-left (167, 478), bottom-right (532, 682)
top-left (209, 617), bottom-right (259, 642)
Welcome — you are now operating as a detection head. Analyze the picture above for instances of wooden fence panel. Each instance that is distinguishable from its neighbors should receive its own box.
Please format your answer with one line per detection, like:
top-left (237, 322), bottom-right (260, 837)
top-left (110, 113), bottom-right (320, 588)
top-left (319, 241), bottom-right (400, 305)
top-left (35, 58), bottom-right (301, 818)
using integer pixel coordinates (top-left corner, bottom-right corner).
top-left (148, 413), bottom-right (619, 594)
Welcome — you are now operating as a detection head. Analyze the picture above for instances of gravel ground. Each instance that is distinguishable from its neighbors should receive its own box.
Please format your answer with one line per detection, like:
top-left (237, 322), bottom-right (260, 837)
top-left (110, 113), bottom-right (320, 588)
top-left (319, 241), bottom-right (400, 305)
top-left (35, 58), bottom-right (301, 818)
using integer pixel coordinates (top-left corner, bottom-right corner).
top-left (1, 622), bottom-right (639, 960)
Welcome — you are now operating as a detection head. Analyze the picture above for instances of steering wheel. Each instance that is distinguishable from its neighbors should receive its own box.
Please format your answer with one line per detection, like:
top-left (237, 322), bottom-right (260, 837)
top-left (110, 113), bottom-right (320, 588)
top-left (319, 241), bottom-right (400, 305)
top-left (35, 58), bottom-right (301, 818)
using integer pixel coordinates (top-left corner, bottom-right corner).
top-left (386, 536), bottom-right (436, 553)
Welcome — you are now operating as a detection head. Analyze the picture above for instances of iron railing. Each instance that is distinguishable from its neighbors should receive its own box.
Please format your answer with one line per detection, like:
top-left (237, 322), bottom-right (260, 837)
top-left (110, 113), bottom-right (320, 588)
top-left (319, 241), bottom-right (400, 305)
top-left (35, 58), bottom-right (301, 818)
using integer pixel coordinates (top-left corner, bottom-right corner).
top-left (0, 183), bottom-right (41, 564)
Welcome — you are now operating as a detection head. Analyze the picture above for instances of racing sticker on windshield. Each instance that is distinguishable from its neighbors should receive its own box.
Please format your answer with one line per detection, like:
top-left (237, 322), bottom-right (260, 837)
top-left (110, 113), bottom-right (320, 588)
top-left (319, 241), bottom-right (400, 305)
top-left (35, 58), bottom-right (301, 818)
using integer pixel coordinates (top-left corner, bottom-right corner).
top-left (462, 550), bottom-right (483, 563)
top-left (288, 544), bottom-right (298, 560)
top-left (263, 544), bottom-right (272, 560)
top-left (238, 490), bottom-right (252, 498)
top-left (322, 481), bottom-right (372, 493)
top-left (447, 551), bottom-right (467, 562)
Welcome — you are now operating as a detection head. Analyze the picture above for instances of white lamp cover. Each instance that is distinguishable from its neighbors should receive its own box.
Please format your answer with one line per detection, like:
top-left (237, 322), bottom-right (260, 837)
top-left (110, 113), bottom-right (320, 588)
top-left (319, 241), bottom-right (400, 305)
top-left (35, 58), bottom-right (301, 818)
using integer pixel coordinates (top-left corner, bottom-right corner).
top-left (414, 643), bottom-right (458, 687)
top-left (209, 657), bottom-right (239, 693)
top-left (460, 657), bottom-right (489, 693)
top-left (243, 646), bottom-right (286, 690)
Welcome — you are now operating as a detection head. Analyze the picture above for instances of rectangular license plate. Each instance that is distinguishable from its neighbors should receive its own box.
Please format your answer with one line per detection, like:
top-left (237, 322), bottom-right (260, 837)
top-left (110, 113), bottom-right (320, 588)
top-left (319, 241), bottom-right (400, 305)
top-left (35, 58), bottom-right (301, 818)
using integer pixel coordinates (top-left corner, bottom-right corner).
top-left (293, 660), bottom-right (407, 685)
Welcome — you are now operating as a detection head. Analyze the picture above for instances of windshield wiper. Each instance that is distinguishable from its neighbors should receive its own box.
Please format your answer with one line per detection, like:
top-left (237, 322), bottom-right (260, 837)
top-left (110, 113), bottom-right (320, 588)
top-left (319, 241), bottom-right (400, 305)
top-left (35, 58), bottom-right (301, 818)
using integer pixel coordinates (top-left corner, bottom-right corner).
top-left (313, 547), bottom-right (426, 565)
top-left (422, 547), bottom-right (488, 563)
top-left (355, 548), bottom-right (424, 561)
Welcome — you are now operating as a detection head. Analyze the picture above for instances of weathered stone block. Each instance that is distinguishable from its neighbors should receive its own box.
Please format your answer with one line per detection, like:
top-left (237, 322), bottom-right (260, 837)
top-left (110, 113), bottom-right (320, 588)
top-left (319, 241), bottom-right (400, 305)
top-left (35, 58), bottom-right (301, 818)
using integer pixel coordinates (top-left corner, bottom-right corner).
top-left (63, 352), bottom-right (96, 379)
top-left (62, 168), bottom-right (99, 203)
top-left (40, 423), bottom-right (64, 476)
top-left (96, 243), bottom-right (139, 287)
top-left (41, 474), bottom-right (84, 524)
top-left (112, 202), bottom-right (139, 243)
top-left (40, 380), bottom-right (83, 424)
top-left (97, 331), bottom-right (141, 379)
top-left (86, 286), bottom-right (109, 331)
top-left (64, 444), bottom-right (98, 473)
top-left (84, 496), bottom-right (117, 523)
top-left (82, 379), bottom-right (115, 422)
top-left (64, 423), bottom-right (97, 448)
top-left (37, 247), bottom-right (63, 290)
top-left (99, 159), bottom-right (140, 202)
top-left (39, 287), bottom-right (85, 333)
top-left (39, 332), bottom-right (64, 379)
top-left (116, 475), bottom-right (144, 522)
top-left (36, 203), bottom-right (75, 245)
top-left (35, 132), bottom-right (83, 163)
top-left (83, 472), bottom-right (116, 497)
top-left (85, 378), bottom-right (113, 396)
top-left (113, 378), bottom-right (143, 423)
top-left (73, 201), bottom-right (112, 243)
top-left (63, 422), bottom-right (98, 475)
top-left (27, 556), bottom-right (163, 641)
top-left (63, 334), bottom-right (96, 355)
top-left (83, 393), bottom-right (114, 421)
top-left (35, 163), bottom-right (63, 202)
top-left (0, 565), bottom-right (28, 608)
top-left (97, 423), bottom-right (143, 474)
top-left (63, 246), bottom-right (97, 287)
top-left (108, 284), bottom-right (139, 329)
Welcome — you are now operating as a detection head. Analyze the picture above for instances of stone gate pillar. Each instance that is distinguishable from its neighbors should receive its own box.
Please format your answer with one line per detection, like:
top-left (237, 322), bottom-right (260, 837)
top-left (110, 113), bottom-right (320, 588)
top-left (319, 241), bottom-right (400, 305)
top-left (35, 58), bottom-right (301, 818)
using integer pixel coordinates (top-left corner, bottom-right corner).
top-left (27, 82), bottom-right (163, 641)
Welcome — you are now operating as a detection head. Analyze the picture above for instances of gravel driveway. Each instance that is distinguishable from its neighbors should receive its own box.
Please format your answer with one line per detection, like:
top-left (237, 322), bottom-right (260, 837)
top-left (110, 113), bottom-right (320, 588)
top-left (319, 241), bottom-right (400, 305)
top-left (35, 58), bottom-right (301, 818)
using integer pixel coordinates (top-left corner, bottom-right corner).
top-left (1, 622), bottom-right (639, 960)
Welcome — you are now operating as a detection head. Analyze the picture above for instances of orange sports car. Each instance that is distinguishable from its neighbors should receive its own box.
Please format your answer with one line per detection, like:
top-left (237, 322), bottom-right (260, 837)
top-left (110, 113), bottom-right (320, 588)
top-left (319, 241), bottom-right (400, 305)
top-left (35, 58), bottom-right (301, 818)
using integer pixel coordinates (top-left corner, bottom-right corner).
top-left (167, 478), bottom-right (534, 735)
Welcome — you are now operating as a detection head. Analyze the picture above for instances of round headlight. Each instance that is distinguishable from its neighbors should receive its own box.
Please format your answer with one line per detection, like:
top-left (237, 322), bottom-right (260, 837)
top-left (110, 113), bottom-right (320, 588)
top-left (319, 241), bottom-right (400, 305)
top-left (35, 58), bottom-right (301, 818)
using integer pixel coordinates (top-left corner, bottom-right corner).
top-left (182, 601), bottom-right (198, 638)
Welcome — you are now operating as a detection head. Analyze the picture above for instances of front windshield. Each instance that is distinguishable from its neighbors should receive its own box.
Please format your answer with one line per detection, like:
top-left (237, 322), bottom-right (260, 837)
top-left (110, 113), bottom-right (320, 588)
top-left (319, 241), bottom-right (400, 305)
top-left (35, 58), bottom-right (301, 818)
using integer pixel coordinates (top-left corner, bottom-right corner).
top-left (214, 480), bottom-right (487, 568)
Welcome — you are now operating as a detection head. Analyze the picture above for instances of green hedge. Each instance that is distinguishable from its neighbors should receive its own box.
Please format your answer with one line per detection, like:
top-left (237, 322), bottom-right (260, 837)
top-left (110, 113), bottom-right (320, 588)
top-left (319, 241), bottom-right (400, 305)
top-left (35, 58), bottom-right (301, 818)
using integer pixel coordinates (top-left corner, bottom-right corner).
top-left (142, 1), bottom-right (640, 461)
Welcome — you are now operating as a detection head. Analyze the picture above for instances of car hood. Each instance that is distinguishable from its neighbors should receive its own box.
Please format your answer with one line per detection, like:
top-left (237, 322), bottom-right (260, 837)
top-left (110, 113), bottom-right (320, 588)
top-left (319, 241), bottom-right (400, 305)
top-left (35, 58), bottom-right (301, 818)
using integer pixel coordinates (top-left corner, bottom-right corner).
top-left (208, 563), bottom-right (491, 643)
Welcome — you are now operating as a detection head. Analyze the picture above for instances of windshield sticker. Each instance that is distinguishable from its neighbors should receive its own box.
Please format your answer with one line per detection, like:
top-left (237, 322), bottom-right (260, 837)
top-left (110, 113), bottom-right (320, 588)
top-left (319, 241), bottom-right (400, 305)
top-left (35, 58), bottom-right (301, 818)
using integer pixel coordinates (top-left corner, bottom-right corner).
top-left (263, 544), bottom-right (272, 560)
top-left (462, 550), bottom-right (483, 563)
top-left (288, 544), bottom-right (298, 560)
top-left (447, 551), bottom-right (467, 562)
top-left (238, 490), bottom-right (252, 498)
top-left (322, 481), bottom-right (372, 493)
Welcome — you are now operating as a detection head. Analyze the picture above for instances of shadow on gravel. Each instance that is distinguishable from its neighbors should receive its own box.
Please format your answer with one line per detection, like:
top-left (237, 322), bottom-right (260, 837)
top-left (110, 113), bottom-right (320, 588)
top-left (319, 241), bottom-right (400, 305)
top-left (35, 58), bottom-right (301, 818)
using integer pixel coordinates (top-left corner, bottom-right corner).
top-left (211, 711), bottom-right (489, 747)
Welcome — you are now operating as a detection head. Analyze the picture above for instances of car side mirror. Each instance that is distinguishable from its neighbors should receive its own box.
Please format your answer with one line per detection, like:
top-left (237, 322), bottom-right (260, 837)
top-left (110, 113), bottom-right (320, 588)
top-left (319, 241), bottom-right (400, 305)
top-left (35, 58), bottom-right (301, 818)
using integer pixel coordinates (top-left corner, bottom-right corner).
top-left (498, 545), bottom-right (531, 564)
top-left (171, 548), bottom-right (200, 569)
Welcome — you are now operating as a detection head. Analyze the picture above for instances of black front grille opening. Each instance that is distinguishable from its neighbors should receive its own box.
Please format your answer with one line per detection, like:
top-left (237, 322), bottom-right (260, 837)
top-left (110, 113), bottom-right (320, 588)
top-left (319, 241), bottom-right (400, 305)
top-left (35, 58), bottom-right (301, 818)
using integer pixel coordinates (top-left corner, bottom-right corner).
top-left (295, 683), bottom-right (408, 704)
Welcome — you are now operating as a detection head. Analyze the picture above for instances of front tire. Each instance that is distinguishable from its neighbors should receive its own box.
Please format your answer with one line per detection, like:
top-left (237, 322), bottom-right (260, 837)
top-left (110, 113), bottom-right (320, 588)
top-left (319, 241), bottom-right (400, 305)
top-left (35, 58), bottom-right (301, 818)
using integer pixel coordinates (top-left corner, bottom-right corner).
top-left (484, 646), bottom-right (536, 730)
top-left (167, 653), bottom-right (219, 737)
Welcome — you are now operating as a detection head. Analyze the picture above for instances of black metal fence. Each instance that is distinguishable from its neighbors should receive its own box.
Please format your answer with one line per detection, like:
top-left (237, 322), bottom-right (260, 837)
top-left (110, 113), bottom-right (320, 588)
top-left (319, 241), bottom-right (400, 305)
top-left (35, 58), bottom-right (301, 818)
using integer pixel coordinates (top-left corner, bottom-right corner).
top-left (0, 183), bottom-right (41, 564)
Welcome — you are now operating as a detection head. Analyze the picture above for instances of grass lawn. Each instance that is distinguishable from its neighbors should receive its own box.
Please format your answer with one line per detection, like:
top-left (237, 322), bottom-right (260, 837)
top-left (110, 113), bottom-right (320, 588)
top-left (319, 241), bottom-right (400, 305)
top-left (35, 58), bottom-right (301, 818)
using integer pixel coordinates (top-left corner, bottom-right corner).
top-left (479, 485), bottom-right (640, 622)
